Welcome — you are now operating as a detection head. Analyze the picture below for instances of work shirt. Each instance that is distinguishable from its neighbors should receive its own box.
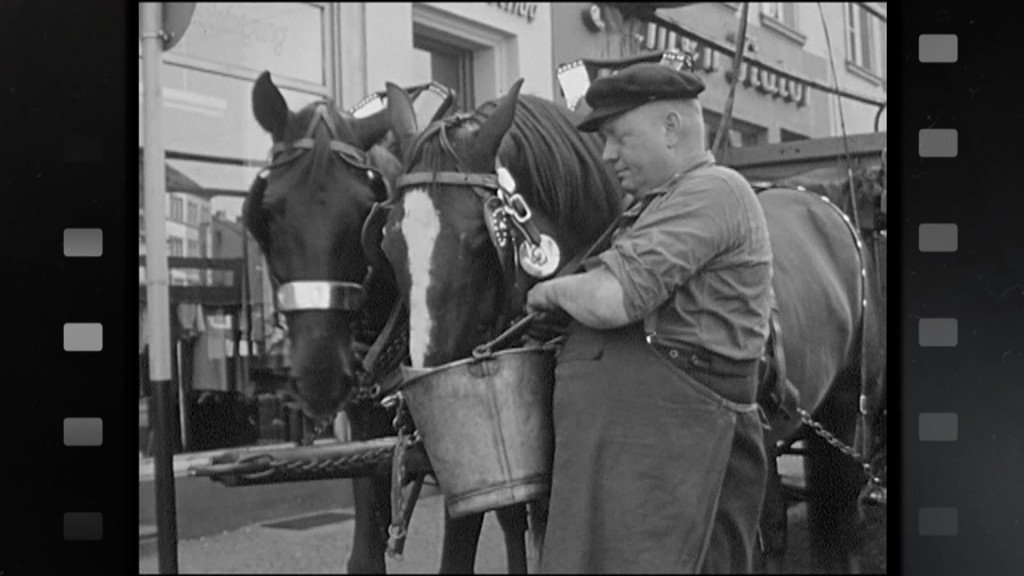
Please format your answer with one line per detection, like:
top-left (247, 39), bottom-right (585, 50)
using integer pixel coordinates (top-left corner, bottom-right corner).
top-left (590, 151), bottom-right (773, 361)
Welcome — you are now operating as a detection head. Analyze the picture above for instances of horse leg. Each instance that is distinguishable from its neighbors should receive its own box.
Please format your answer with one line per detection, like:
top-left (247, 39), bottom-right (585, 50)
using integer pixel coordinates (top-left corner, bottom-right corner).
top-left (496, 504), bottom-right (529, 574)
top-left (347, 475), bottom-right (390, 574)
top-left (525, 499), bottom-right (549, 573)
top-left (757, 440), bottom-right (788, 574)
top-left (439, 510), bottom-right (485, 573)
top-left (345, 409), bottom-right (395, 574)
top-left (804, 413), bottom-right (866, 574)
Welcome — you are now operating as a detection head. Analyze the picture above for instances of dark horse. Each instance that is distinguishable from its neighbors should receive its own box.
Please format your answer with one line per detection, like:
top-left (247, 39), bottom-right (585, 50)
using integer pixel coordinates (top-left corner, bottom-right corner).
top-left (380, 78), bottom-right (886, 573)
top-left (243, 72), bottom-right (558, 573)
top-left (379, 79), bottom-right (625, 572)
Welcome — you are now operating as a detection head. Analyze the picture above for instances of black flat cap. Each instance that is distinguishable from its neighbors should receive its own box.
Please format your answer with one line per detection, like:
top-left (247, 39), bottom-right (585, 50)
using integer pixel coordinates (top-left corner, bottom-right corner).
top-left (577, 63), bottom-right (706, 132)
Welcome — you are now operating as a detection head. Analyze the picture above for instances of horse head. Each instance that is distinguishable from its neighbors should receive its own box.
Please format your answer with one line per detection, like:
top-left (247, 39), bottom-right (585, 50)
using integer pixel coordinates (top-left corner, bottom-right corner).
top-left (381, 79), bottom-right (623, 368)
top-left (243, 71), bottom-right (400, 419)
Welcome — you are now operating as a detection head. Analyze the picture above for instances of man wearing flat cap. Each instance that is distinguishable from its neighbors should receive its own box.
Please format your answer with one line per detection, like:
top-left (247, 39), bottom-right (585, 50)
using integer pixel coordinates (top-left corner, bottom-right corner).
top-left (528, 63), bottom-right (773, 573)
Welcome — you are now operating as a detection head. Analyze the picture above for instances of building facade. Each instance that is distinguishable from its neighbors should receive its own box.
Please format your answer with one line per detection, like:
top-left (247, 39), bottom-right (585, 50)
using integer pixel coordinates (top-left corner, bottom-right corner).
top-left (551, 3), bottom-right (886, 151)
top-left (139, 1), bottom-right (886, 339)
top-left (139, 193), bottom-right (212, 286)
top-left (340, 3), bottom-right (555, 112)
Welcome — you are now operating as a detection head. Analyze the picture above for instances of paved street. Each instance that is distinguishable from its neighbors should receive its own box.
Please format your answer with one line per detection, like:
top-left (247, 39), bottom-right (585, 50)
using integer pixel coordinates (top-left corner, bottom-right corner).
top-left (139, 490), bottom-right (827, 574)
top-left (140, 489), bottom-right (517, 574)
top-left (139, 455), bottom-right (891, 574)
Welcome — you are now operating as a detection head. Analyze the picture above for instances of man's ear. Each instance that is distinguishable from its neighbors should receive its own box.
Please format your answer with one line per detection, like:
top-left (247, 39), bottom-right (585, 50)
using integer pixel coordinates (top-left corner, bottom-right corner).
top-left (663, 109), bottom-right (685, 148)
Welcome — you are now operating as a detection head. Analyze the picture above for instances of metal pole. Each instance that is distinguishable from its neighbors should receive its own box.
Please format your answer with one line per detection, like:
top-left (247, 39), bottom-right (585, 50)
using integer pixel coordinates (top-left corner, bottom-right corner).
top-left (712, 2), bottom-right (750, 161)
top-left (141, 3), bottom-right (179, 573)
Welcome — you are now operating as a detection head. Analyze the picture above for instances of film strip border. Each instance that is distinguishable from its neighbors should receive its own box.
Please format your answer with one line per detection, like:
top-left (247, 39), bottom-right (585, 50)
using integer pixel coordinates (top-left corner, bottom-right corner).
top-left (63, 196), bottom-right (107, 542)
top-left (915, 32), bottom-right (961, 547)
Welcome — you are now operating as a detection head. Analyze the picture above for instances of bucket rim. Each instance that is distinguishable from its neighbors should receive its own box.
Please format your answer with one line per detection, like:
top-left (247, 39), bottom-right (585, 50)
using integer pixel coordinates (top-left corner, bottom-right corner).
top-left (400, 345), bottom-right (557, 390)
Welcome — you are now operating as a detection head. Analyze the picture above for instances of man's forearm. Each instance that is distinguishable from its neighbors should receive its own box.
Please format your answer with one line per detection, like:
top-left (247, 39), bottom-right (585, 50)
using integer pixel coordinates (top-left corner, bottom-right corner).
top-left (546, 268), bottom-right (632, 330)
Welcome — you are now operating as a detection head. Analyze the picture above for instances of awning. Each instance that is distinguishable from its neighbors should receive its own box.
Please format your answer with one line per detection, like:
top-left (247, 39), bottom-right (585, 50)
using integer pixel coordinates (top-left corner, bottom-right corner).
top-left (138, 148), bottom-right (205, 203)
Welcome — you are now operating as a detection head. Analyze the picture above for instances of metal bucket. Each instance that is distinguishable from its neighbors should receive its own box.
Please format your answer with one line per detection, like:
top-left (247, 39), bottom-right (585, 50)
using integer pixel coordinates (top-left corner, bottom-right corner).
top-left (400, 346), bottom-right (555, 518)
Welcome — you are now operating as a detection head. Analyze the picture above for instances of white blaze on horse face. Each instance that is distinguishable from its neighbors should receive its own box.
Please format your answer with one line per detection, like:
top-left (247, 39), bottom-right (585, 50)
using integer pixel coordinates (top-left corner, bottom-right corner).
top-left (401, 188), bottom-right (442, 368)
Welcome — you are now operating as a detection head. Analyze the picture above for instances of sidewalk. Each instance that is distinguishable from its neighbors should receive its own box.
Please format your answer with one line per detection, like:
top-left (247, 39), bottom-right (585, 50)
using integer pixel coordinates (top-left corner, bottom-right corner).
top-left (139, 492), bottom-right (513, 574)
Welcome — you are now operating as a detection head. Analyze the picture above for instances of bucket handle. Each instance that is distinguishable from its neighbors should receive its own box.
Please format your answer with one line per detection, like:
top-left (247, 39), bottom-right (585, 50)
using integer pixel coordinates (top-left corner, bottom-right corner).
top-left (472, 312), bottom-right (543, 360)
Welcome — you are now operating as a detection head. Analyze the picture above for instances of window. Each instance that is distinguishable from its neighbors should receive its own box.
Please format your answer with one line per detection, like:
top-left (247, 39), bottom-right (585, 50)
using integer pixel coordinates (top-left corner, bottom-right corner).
top-left (704, 111), bottom-right (768, 151)
top-left (171, 198), bottom-right (183, 223)
top-left (160, 3), bottom-right (327, 86)
top-left (761, 3), bottom-right (797, 29)
top-left (414, 35), bottom-right (475, 113)
top-left (187, 202), bottom-right (198, 226)
top-left (188, 240), bottom-right (199, 257)
top-left (760, 3), bottom-right (805, 45)
top-left (139, 3), bottom-right (333, 228)
top-left (168, 237), bottom-right (184, 257)
top-left (880, 21), bottom-right (887, 82)
top-left (846, 3), bottom-right (881, 77)
top-left (201, 207), bottom-right (210, 224)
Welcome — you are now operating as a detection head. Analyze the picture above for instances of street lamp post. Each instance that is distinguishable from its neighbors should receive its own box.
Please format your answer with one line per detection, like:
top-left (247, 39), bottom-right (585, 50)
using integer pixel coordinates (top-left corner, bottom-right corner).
top-left (141, 3), bottom-right (179, 573)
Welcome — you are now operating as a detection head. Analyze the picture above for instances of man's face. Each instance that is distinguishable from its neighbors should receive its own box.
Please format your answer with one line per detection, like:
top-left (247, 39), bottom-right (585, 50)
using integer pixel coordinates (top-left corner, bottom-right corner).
top-left (598, 106), bottom-right (673, 194)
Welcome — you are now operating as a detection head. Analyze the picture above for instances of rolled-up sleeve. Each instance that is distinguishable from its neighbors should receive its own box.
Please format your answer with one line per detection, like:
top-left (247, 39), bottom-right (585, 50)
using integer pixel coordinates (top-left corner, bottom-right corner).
top-left (596, 174), bottom-right (741, 322)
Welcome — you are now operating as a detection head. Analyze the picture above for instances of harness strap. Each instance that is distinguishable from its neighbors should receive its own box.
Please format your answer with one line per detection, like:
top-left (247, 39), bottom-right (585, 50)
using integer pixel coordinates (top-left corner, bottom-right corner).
top-left (814, 194), bottom-right (878, 460)
top-left (395, 171), bottom-right (499, 191)
top-left (362, 300), bottom-right (407, 376)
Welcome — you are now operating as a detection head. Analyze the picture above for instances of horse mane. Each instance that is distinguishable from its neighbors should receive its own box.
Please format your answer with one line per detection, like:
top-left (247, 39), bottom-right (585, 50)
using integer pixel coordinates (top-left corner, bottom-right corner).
top-left (404, 94), bottom-right (624, 254)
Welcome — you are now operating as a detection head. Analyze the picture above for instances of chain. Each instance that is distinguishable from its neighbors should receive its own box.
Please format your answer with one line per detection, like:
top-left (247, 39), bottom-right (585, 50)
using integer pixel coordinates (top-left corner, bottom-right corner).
top-left (387, 393), bottom-right (424, 559)
top-left (797, 407), bottom-right (886, 493)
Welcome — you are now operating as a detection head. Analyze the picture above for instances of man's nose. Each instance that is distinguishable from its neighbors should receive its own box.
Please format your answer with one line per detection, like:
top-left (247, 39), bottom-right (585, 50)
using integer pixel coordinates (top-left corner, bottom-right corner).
top-left (601, 141), bottom-right (617, 164)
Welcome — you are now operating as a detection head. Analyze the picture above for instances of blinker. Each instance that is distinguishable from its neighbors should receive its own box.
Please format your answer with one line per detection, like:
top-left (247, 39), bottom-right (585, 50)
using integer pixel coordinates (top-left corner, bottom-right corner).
top-left (496, 166), bottom-right (516, 194)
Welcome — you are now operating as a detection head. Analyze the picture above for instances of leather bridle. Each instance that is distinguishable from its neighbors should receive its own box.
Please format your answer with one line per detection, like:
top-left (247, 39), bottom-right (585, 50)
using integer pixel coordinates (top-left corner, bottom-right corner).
top-left (254, 103), bottom-right (408, 411)
top-left (391, 118), bottom-right (562, 331)
top-left (257, 103), bottom-right (390, 317)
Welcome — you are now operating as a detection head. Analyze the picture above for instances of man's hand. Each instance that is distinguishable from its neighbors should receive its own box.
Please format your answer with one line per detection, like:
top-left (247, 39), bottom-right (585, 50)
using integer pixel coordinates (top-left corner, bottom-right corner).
top-left (525, 310), bottom-right (571, 343)
top-left (526, 281), bottom-right (559, 315)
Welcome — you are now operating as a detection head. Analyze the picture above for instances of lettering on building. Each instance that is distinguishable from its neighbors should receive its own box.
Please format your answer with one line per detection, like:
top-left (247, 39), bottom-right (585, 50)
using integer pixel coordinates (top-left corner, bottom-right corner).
top-left (729, 62), bottom-right (808, 106)
top-left (635, 21), bottom-right (809, 107)
top-left (195, 4), bottom-right (290, 56)
top-left (489, 2), bottom-right (538, 23)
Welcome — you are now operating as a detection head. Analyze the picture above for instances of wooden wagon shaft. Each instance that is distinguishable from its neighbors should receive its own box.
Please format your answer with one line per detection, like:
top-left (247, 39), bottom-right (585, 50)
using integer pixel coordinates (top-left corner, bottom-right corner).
top-left (188, 436), bottom-right (433, 487)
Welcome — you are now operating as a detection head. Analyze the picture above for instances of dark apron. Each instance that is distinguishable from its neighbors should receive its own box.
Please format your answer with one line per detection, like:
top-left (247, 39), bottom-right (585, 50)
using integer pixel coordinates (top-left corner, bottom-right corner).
top-left (539, 322), bottom-right (766, 574)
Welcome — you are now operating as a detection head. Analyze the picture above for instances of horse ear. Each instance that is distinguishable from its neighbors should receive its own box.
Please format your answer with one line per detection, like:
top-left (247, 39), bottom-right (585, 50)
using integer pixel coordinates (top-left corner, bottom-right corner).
top-left (253, 71), bottom-right (289, 140)
top-left (354, 105), bottom-right (393, 151)
top-left (386, 82), bottom-right (418, 157)
top-left (468, 78), bottom-right (524, 171)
